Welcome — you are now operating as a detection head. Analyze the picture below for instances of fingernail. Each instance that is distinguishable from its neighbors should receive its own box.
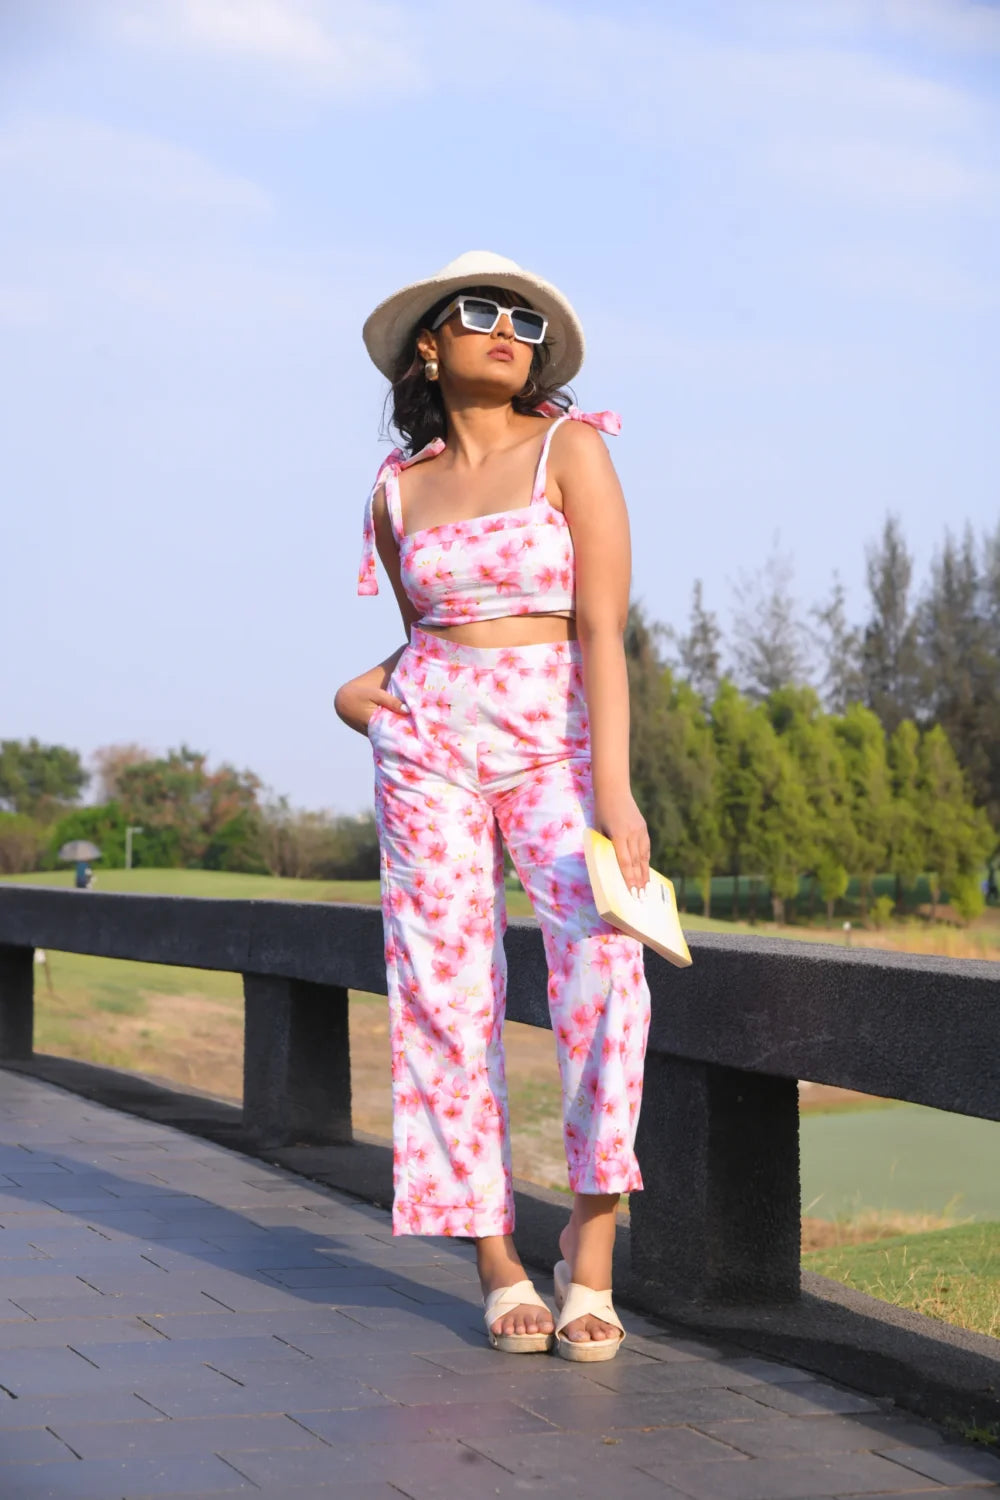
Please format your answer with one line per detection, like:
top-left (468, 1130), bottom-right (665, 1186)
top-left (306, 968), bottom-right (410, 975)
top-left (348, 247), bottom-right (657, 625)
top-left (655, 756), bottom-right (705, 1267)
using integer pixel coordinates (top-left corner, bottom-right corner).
top-left (630, 887), bottom-right (639, 900)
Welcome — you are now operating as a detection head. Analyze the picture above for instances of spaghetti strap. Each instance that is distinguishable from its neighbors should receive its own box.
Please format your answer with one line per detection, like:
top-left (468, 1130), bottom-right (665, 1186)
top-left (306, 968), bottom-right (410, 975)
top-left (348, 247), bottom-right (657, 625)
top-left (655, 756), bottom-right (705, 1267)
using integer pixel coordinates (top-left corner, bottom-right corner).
top-left (530, 415), bottom-right (569, 502)
top-left (531, 404), bottom-right (623, 502)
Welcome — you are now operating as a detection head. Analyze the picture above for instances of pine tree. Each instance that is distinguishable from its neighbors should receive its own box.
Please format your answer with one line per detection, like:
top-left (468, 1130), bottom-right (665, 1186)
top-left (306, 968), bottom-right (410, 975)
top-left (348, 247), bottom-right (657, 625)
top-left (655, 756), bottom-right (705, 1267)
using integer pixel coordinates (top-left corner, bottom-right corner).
top-left (861, 514), bottom-right (921, 734)
top-left (668, 579), bottom-right (722, 707)
top-left (833, 703), bottom-right (893, 917)
top-left (811, 573), bottom-right (865, 713)
top-left (667, 680), bottom-right (722, 914)
top-left (915, 526), bottom-right (996, 811)
top-left (886, 719), bottom-right (926, 913)
top-left (710, 680), bottom-right (765, 920)
top-left (917, 724), bottom-right (994, 919)
top-left (752, 711), bottom-right (815, 924)
top-left (981, 521), bottom-right (1000, 834)
top-left (625, 603), bottom-right (685, 872)
top-left (767, 685), bottom-right (856, 923)
top-left (727, 540), bottom-right (813, 701)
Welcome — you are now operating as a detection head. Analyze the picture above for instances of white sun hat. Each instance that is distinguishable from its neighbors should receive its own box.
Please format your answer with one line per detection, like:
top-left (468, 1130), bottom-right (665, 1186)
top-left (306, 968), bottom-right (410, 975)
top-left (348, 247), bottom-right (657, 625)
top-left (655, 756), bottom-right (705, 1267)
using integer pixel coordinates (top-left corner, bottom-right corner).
top-left (362, 250), bottom-right (586, 389)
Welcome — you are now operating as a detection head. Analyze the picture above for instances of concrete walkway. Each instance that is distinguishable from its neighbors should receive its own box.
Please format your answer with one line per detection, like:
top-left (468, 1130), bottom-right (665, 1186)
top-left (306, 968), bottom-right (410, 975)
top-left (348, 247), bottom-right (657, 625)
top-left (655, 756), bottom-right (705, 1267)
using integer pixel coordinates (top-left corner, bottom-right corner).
top-left (0, 1073), bottom-right (997, 1500)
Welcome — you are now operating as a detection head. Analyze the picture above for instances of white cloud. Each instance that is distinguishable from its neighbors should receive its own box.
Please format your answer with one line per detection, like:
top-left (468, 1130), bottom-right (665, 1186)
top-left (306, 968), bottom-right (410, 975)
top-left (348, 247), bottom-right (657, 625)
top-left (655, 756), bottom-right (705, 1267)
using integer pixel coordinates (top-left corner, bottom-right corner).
top-left (773, 137), bottom-right (1000, 206)
top-left (821, 246), bottom-right (1000, 310)
top-left (108, 0), bottom-right (423, 95)
top-left (0, 116), bottom-right (271, 217)
top-left (842, 0), bottom-right (1000, 53)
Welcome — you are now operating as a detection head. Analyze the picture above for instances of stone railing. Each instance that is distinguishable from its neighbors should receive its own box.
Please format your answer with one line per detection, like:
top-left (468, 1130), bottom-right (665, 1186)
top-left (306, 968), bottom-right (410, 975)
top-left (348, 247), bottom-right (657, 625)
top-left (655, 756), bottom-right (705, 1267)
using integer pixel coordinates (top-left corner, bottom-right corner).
top-left (0, 885), bottom-right (998, 1314)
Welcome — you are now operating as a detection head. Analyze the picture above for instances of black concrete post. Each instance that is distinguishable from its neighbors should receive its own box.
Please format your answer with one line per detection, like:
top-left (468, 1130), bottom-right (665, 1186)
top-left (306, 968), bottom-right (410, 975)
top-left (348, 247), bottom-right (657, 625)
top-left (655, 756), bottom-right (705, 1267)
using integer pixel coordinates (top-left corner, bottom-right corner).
top-left (630, 1051), bottom-right (800, 1305)
top-left (0, 945), bottom-right (34, 1060)
top-left (242, 974), bottom-right (352, 1147)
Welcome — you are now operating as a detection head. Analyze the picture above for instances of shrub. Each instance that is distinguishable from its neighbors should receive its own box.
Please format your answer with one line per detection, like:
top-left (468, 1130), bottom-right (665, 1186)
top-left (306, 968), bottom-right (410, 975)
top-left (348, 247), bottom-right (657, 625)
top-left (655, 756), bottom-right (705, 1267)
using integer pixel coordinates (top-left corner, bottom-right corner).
top-left (870, 893), bottom-right (895, 929)
top-left (949, 872), bottom-right (985, 924)
top-left (0, 813), bottom-right (47, 874)
top-left (44, 802), bottom-right (128, 869)
top-left (203, 811), bottom-right (268, 874)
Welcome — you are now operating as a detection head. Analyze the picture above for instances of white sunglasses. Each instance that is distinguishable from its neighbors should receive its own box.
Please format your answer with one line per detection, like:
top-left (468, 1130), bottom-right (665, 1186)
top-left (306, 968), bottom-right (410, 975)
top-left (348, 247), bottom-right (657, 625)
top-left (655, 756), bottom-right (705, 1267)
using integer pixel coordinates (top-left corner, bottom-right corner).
top-left (430, 295), bottom-right (548, 345)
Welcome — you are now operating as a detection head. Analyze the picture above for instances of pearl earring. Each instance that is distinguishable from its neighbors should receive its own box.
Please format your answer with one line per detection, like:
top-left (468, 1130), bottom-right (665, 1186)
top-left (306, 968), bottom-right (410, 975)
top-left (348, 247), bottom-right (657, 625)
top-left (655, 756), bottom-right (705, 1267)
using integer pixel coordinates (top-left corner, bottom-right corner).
top-left (424, 359), bottom-right (439, 382)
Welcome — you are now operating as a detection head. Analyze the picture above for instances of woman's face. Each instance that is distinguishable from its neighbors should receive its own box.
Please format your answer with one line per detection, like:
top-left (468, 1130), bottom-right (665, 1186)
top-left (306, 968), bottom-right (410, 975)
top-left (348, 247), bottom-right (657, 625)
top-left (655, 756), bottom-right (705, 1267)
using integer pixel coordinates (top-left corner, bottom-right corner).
top-left (417, 293), bottom-right (535, 400)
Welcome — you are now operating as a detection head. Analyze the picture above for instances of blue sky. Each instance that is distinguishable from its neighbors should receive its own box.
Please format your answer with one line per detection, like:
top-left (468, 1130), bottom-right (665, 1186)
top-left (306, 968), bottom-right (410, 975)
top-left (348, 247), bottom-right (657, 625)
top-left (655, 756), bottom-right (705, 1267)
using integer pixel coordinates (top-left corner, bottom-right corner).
top-left (2, 0), bottom-right (998, 812)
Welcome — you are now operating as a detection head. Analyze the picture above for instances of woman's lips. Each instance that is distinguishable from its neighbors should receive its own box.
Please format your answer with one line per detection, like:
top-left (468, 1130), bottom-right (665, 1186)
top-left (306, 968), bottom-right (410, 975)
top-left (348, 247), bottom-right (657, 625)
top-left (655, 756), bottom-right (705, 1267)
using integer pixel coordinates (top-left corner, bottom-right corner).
top-left (488, 347), bottom-right (514, 361)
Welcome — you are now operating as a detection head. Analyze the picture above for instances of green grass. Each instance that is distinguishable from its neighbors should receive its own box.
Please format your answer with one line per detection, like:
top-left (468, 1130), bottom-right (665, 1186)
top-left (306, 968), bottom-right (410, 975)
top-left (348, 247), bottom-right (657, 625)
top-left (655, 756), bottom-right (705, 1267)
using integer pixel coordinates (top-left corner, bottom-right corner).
top-left (1, 867), bottom-right (383, 904)
top-left (804, 1221), bottom-right (1000, 1340)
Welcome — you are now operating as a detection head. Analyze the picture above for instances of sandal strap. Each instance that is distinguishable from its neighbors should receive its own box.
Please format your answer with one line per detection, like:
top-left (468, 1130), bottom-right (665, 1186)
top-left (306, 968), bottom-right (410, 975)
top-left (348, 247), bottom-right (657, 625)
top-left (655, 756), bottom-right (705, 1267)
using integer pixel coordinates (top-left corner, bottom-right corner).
top-left (554, 1282), bottom-right (625, 1340)
top-left (483, 1279), bottom-right (550, 1324)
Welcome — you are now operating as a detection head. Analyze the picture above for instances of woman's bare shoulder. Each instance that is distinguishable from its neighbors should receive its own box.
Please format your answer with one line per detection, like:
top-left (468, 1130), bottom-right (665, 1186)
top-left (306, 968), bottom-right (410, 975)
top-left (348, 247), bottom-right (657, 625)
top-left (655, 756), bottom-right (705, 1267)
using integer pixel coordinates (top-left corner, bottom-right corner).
top-left (549, 415), bottom-right (616, 474)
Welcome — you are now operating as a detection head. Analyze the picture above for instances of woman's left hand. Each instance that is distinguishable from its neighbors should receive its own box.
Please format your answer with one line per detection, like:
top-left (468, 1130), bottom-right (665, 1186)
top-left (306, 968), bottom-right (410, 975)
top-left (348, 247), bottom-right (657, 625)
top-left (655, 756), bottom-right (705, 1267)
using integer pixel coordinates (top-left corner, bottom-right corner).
top-left (595, 790), bottom-right (650, 896)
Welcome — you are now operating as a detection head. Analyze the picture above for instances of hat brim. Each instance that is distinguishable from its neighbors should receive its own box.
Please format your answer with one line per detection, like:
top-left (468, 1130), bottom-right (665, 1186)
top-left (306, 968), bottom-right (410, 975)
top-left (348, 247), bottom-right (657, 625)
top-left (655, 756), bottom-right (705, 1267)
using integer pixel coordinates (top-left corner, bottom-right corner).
top-left (363, 267), bottom-right (585, 390)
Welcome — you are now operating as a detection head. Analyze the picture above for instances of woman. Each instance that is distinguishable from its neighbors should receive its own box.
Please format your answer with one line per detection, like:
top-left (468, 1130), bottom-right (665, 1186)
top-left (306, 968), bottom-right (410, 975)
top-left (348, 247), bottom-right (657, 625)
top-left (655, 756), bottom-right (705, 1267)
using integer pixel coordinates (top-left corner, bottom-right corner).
top-left (335, 251), bottom-right (651, 1362)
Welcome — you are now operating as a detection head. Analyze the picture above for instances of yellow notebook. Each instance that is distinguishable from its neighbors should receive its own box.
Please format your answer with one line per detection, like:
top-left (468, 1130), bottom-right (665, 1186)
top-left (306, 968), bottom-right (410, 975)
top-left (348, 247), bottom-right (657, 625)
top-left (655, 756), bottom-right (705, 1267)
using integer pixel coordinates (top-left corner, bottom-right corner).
top-left (583, 828), bottom-right (693, 968)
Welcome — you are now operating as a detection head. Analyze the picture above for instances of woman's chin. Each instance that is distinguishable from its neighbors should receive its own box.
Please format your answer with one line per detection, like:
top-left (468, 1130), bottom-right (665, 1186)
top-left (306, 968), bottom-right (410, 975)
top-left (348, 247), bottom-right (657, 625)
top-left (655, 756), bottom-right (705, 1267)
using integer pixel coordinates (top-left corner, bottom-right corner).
top-left (449, 366), bottom-right (529, 401)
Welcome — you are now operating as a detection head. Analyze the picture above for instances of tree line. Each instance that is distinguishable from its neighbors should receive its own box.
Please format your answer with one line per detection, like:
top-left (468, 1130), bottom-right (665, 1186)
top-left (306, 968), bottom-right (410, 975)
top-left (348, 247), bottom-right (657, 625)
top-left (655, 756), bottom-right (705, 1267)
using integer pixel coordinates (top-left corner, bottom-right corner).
top-left (626, 510), bottom-right (1000, 924)
top-left (2, 512), bottom-right (996, 921)
top-left (0, 741), bottom-right (379, 882)
top-left (665, 513), bottom-right (1000, 831)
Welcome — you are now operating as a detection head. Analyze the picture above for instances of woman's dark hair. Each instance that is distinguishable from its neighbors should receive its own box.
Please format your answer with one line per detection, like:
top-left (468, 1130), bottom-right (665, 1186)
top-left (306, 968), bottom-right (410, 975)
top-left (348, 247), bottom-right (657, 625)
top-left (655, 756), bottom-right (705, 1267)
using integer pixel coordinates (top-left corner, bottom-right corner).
top-left (384, 284), bottom-right (572, 455)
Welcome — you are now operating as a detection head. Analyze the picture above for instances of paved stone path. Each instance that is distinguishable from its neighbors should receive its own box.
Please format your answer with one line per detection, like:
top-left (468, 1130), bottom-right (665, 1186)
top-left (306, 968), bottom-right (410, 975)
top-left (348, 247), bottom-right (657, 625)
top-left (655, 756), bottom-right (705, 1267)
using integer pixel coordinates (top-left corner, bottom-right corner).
top-left (0, 1072), bottom-right (998, 1499)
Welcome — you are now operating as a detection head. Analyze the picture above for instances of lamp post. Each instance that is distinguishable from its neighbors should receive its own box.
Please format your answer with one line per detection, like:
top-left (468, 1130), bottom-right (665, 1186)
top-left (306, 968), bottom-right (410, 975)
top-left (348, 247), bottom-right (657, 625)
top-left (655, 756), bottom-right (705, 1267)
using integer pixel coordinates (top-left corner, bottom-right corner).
top-left (125, 825), bottom-right (144, 872)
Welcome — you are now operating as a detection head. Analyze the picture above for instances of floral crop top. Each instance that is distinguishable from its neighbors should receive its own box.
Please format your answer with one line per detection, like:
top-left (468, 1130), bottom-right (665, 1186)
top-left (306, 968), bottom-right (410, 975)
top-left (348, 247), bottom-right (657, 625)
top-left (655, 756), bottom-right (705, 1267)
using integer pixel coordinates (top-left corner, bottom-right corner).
top-left (356, 404), bottom-right (621, 626)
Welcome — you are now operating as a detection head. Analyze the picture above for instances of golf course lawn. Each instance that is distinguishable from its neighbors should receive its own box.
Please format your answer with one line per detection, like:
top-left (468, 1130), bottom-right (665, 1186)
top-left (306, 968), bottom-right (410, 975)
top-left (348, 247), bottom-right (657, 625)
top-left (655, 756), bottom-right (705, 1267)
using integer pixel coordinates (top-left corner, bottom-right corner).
top-left (804, 1221), bottom-right (1000, 1340)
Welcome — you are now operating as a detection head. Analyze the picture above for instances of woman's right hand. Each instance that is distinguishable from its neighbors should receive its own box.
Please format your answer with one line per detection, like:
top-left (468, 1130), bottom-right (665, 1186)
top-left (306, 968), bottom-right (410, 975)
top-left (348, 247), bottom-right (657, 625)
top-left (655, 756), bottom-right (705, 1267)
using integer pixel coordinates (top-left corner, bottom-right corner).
top-left (334, 676), bottom-right (410, 737)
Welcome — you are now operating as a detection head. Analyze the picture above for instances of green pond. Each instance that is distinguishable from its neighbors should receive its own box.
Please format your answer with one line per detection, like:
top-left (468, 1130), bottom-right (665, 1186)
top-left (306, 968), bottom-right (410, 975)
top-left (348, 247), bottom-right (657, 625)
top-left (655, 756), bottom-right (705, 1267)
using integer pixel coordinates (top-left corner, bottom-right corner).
top-left (801, 1103), bottom-right (1000, 1221)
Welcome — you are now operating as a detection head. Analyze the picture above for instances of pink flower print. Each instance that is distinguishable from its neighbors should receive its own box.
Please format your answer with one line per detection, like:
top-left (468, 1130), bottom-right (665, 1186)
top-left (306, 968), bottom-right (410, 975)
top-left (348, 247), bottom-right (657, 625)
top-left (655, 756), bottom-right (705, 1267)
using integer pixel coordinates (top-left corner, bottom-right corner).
top-left (496, 540), bottom-right (524, 567)
top-left (535, 566), bottom-right (560, 592)
top-left (445, 1076), bottom-right (470, 1107)
top-left (590, 944), bottom-right (616, 981)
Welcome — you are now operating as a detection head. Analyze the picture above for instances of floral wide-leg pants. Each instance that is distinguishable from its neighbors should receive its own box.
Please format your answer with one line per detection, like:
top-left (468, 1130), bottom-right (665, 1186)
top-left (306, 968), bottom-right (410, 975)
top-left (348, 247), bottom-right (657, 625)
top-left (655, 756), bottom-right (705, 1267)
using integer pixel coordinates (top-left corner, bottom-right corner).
top-left (367, 626), bottom-right (651, 1238)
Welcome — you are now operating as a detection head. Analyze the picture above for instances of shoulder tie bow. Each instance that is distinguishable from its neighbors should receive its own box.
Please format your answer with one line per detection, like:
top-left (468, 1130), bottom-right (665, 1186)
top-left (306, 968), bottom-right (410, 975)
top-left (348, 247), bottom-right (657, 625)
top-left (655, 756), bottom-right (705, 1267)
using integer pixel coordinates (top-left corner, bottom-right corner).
top-left (356, 438), bottom-right (445, 596)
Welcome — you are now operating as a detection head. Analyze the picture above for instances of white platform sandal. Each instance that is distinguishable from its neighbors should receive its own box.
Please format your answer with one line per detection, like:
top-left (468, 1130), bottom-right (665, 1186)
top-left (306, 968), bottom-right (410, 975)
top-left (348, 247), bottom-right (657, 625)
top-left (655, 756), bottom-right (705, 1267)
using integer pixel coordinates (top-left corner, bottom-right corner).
top-left (552, 1258), bottom-right (625, 1362)
top-left (483, 1278), bottom-right (554, 1354)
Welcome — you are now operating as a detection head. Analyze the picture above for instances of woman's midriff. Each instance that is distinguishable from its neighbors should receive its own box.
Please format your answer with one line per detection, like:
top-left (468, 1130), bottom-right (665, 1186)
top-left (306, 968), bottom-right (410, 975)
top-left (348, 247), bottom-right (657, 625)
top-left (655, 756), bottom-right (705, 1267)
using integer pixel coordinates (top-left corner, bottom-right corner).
top-left (415, 612), bottom-right (577, 648)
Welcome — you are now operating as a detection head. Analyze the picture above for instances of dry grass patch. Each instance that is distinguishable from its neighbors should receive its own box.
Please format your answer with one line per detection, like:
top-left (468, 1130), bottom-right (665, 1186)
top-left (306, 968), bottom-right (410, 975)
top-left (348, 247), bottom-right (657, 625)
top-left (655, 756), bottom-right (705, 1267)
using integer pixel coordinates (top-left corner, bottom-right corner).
top-left (801, 1208), bottom-right (959, 1253)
